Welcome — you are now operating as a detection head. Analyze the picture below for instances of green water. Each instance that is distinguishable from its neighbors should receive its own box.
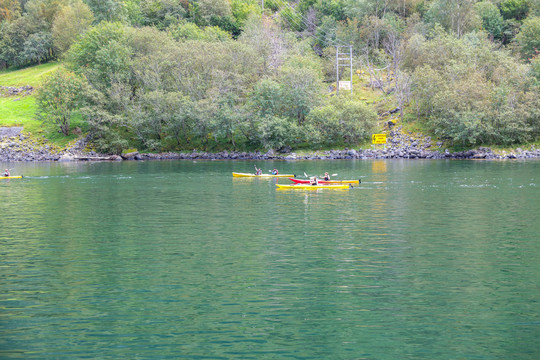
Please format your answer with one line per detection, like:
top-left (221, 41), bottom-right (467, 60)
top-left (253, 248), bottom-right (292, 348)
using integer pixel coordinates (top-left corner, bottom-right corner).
top-left (1, 160), bottom-right (539, 359)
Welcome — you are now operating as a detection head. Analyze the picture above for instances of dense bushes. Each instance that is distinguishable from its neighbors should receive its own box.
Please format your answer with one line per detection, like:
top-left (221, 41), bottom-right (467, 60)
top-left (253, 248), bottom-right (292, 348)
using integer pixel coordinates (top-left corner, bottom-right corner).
top-left (34, 18), bottom-right (377, 153)
top-left (404, 31), bottom-right (540, 145)
top-left (307, 96), bottom-right (377, 146)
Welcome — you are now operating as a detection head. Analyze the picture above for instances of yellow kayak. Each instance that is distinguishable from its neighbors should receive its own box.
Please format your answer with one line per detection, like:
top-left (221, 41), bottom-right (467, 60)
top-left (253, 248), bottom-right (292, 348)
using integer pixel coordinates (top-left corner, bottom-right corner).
top-left (233, 172), bottom-right (295, 178)
top-left (1, 175), bottom-right (23, 179)
top-left (276, 183), bottom-right (351, 190)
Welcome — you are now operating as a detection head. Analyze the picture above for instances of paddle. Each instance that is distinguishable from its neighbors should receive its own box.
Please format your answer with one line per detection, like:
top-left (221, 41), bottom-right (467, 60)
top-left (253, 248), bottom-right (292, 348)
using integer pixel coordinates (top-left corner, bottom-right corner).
top-left (303, 172), bottom-right (337, 179)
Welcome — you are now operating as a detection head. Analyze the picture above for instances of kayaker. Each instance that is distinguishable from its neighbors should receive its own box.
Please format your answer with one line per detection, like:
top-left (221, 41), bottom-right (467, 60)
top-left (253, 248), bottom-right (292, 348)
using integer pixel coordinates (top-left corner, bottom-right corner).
top-left (3, 169), bottom-right (10, 177)
top-left (323, 172), bottom-right (330, 181)
top-left (254, 165), bottom-right (262, 175)
top-left (272, 168), bottom-right (279, 175)
top-left (310, 176), bottom-right (318, 185)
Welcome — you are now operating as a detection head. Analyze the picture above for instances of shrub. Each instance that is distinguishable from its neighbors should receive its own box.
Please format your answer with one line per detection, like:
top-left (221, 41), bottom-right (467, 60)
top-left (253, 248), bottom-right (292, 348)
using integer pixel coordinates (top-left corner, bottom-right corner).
top-left (306, 96), bottom-right (378, 146)
top-left (35, 68), bottom-right (86, 136)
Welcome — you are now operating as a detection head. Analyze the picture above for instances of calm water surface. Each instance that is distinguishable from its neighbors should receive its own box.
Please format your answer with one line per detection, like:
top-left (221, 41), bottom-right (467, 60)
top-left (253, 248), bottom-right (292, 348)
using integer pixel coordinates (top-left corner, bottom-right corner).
top-left (1, 160), bottom-right (539, 359)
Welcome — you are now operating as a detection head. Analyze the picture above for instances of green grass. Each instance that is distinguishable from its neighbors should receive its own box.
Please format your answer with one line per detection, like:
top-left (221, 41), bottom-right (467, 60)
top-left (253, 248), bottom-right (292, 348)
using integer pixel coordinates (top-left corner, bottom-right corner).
top-left (0, 62), bottom-right (61, 87)
top-left (0, 62), bottom-right (63, 138)
top-left (0, 96), bottom-right (41, 132)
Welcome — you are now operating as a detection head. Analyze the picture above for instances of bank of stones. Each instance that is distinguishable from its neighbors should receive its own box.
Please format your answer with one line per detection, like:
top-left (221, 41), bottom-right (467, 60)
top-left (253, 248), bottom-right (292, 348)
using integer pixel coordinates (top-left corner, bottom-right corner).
top-left (0, 85), bottom-right (34, 97)
top-left (0, 126), bottom-right (539, 162)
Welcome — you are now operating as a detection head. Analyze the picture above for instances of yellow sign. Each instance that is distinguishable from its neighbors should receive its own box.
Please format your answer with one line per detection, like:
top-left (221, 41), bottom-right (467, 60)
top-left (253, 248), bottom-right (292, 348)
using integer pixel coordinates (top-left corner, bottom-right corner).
top-left (372, 134), bottom-right (387, 144)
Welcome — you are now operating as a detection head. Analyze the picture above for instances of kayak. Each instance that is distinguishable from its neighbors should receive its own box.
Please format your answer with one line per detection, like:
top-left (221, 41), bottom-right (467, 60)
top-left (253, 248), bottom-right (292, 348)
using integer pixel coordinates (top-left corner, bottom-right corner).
top-left (289, 178), bottom-right (360, 184)
top-left (233, 172), bottom-right (295, 178)
top-left (276, 183), bottom-right (351, 190)
top-left (1, 175), bottom-right (23, 179)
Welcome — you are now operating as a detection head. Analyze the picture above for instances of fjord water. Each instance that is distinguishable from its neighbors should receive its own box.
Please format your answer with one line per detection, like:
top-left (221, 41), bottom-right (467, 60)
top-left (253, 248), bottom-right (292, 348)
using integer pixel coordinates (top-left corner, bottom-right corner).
top-left (1, 160), bottom-right (539, 359)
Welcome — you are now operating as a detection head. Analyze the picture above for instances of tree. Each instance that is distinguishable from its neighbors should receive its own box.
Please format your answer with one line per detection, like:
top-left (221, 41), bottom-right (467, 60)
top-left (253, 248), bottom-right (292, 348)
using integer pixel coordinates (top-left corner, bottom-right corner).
top-left (197, 0), bottom-right (231, 21)
top-left (475, 1), bottom-right (504, 41)
top-left (36, 68), bottom-right (86, 136)
top-left (515, 16), bottom-right (540, 60)
top-left (257, 115), bottom-right (301, 150)
top-left (167, 22), bottom-right (231, 42)
top-left (19, 31), bottom-right (53, 65)
top-left (210, 93), bottom-right (245, 149)
top-left (191, 97), bottom-right (217, 150)
top-left (52, 0), bottom-right (94, 55)
top-left (250, 78), bottom-right (283, 118)
top-left (83, 0), bottom-right (125, 22)
top-left (277, 55), bottom-right (324, 125)
top-left (231, 0), bottom-right (259, 30)
top-left (0, 0), bottom-right (21, 22)
top-left (67, 21), bottom-right (132, 91)
top-left (500, 0), bottom-right (530, 20)
top-left (25, 0), bottom-right (65, 28)
top-left (425, 0), bottom-right (480, 37)
top-left (195, 0), bottom-right (235, 34)
top-left (139, 0), bottom-right (187, 29)
top-left (307, 96), bottom-right (377, 145)
top-left (403, 30), bottom-right (539, 145)
top-left (162, 93), bottom-right (194, 147)
top-left (239, 16), bottom-right (292, 74)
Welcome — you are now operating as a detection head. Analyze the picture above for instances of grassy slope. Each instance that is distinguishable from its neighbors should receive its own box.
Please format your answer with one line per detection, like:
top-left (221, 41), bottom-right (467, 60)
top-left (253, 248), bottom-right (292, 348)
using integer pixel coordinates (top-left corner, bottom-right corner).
top-left (0, 62), bottom-right (61, 134)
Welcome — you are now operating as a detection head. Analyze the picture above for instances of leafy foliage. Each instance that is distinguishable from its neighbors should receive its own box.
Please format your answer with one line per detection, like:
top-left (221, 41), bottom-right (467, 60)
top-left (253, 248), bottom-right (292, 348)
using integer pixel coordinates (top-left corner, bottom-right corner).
top-left (515, 16), bottom-right (540, 59)
top-left (167, 22), bottom-right (231, 42)
top-left (404, 31), bottom-right (540, 145)
top-left (257, 115), bottom-right (301, 150)
top-left (0, 0), bottom-right (21, 22)
top-left (307, 96), bottom-right (378, 146)
top-left (36, 68), bottom-right (86, 135)
top-left (475, 1), bottom-right (505, 41)
top-left (499, 0), bottom-right (530, 20)
top-left (67, 21), bottom-right (132, 91)
top-left (83, 0), bottom-right (125, 22)
top-left (52, 0), bottom-right (94, 55)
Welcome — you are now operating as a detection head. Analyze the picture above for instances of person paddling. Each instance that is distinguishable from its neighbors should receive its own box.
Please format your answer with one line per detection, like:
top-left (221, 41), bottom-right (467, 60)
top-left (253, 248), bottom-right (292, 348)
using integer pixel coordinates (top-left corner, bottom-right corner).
top-left (254, 165), bottom-right (262, 175)
top-left (271, 168), bottom-right (279, 175)
top-left (3, 169), bottom-right (10, 177)
top-left (323, 172), bottom-right (330, 181)
top-left (310, 176), bottom-right (318, 185)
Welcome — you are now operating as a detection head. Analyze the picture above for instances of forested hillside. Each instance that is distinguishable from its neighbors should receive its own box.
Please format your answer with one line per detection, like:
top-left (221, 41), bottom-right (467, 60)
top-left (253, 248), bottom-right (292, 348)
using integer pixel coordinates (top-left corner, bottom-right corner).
top-left (2, 0), bottom-right (540, 154)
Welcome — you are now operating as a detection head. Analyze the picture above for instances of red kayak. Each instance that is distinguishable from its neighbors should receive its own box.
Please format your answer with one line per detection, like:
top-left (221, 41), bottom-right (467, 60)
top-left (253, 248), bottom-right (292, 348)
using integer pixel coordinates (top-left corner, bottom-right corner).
top-left (289, 178), bottom-right (360, 184)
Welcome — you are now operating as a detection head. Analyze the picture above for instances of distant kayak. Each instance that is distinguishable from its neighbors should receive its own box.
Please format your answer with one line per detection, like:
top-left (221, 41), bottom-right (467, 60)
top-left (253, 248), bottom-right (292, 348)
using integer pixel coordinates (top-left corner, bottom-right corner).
top-left (276, 183), bottom-right (351, 190)
top-left (233, 172), bottom-right (295, 178)
top-left (1, 175), bottom-right (23, 179)
top-left (289, 178), bottom-right (360, 184)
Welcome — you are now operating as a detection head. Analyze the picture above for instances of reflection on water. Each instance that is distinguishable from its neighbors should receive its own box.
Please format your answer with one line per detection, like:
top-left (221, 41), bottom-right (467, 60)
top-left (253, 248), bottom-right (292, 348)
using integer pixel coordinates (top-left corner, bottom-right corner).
top-left (1, 160), bottom-right (540, 359)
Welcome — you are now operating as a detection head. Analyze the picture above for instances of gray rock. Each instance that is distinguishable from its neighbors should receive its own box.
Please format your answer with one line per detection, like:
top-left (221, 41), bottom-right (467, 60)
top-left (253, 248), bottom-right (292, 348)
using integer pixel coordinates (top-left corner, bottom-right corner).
top-left (58, 153), bottom-right (75, 162)
top-left (121, 152), bottom-right (139, 160)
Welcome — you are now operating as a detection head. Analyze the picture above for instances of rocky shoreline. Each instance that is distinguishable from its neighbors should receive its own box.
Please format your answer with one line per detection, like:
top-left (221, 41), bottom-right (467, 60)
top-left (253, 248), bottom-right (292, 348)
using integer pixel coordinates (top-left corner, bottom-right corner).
top-left (1, 127), bottom-right (539, 162)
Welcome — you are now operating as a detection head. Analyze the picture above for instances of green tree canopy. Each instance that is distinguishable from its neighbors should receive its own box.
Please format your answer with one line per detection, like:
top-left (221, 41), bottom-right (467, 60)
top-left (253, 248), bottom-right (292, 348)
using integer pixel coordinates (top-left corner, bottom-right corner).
top-left (515, 16), bottom-right (540, 59)
top-left (67, 21), bottom-right (132, 90)
top-left (52, 0), bottom-right (94, 55)
top-left (36, 68), bottom-right (87, 135)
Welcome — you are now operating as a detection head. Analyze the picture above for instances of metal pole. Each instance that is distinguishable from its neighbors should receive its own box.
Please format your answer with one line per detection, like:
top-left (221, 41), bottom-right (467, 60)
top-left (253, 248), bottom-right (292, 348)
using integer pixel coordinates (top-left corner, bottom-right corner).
top-left (349, 45), bottom-right (353, 95)
top-left (336, 46), bottom-right (339, 95)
